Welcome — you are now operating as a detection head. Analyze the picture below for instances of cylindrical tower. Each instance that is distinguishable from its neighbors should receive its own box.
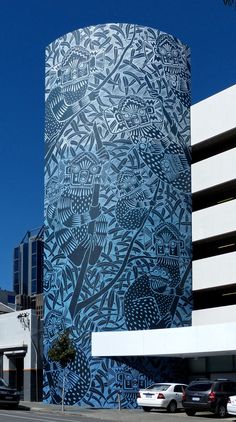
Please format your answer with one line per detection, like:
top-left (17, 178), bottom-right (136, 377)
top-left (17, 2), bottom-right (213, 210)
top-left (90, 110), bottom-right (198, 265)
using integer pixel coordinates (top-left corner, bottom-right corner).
top-left (44, 23), bottom-right (191, 408)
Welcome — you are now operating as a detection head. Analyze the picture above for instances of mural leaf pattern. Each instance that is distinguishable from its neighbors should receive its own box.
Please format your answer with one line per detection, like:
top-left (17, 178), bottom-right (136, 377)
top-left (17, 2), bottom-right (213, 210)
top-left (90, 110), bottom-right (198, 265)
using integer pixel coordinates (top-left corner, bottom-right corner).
top-left (44, 23), bottom-right (192, 408)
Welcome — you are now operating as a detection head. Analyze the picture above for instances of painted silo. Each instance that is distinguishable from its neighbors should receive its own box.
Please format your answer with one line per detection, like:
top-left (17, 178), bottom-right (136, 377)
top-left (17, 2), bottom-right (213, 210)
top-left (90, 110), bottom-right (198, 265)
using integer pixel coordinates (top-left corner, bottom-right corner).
top-left (44, 23), bottom-right (191, 408)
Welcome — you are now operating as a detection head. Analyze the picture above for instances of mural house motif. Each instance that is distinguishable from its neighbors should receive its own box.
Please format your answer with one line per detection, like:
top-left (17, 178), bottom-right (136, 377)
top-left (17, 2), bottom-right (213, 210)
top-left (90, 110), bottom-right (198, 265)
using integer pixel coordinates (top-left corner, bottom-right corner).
top-left (44, 23), bottom-right (192, 408)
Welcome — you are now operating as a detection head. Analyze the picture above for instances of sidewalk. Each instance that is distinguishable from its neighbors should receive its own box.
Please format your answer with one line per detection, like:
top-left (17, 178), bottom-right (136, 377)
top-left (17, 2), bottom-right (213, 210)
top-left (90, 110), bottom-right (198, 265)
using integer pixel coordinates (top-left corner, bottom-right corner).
top-left (20, 401), bottom-right (144, 421)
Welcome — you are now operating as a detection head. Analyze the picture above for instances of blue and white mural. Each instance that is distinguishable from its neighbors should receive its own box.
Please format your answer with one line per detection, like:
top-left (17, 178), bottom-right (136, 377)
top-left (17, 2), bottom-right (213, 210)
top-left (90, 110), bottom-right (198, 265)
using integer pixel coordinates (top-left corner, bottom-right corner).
top-left (44, 23), bottom-right (191, 408)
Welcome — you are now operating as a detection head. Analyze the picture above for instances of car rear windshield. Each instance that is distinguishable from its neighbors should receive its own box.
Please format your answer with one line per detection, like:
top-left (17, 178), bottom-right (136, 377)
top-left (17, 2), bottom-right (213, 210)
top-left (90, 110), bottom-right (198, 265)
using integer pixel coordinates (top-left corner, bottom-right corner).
top-left (188, 383), bottom-right (212, 392)
top-left (146, 384), bottom-right (171, 391)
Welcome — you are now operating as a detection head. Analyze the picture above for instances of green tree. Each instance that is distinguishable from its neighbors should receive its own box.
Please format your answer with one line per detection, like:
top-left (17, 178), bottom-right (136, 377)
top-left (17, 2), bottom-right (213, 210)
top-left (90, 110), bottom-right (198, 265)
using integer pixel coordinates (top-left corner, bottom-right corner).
top-left (48, 330), bottom-right (76, 411)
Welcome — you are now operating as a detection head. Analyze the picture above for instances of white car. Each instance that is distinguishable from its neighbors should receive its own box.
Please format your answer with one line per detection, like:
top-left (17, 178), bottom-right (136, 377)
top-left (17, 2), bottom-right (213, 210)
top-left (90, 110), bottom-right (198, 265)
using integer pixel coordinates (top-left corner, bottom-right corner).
top-left (137, 382), bottom-right (187, 413)
top-left (227, 395), bottom-right (236, 415)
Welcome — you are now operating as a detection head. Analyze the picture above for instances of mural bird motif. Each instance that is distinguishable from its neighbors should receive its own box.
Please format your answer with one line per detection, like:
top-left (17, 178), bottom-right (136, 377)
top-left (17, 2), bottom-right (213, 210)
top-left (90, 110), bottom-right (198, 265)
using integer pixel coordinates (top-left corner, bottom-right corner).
top-left (105, 95), bottom-right (191, 193)
top-left (124, 223), bottom-right (186, 330)
top-left (45, 46), bottom-right (103, 149)
top-left (45, 345), bottom-right (91, 405)
top-left (44, 24), bottom-right (191, 408)
top-left (156, 34), bottom-right (191, 108)
top-left (46, 123), bottom-right (108, 266)
top-left (115, 170), bottom-right (150, 230)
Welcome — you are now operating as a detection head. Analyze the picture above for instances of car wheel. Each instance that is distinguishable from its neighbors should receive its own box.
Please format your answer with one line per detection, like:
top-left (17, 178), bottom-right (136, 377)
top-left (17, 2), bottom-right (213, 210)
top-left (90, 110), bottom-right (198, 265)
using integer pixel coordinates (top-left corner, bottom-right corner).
top-left (185, 409), bottom-right (196, 416)
top-left (216, 403), bottom-right (227, 418)
top-left (167, 400), bottom-right (177, 413)
top-left (142, 406), bottom-right (152, 412)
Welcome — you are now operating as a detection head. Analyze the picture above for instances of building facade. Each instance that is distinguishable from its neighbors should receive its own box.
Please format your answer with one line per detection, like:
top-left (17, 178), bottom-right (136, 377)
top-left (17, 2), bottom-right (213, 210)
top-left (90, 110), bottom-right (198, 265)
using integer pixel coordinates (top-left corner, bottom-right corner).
top-left (0, 309), bottom-right (42, 401)
top-left (0, 227), bottom-right (44, 401)
top-left (13, 227), bottom-right (44, 313)
top-left (44, 24), bottom-right (191, 407)
top-left (93, 85), bottom-right (236, 380)
top-left (0, 289), bottom-right (15, 310)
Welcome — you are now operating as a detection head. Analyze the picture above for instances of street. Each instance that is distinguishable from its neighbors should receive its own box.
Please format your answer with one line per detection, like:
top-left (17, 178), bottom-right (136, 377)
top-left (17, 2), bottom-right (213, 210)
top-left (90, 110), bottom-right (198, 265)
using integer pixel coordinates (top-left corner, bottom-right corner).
top-left (0, 409), bottom-right (114, 422)
top-left (0, 408), bottom-right (236, 422)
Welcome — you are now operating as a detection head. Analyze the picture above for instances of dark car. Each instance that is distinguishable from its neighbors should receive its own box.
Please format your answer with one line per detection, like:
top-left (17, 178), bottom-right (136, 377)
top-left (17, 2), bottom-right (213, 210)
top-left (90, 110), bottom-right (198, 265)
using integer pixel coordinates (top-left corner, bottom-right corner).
top-left (183, 379), bottom-right (236, 418)
top-left (0, 378), bottom-right (20, 408)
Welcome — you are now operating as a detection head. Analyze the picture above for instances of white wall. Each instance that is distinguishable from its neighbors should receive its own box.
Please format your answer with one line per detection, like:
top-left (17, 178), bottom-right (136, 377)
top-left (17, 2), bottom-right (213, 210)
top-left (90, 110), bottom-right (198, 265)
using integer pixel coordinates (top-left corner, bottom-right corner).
top-left (191, 85), bottom-right (236, 145)
top-left (92, 322), bottom-right (236, 358)
top-left (192, 148), bottom-right (236, 193)
top-left (193, 251), bottom-right (236, 291)
top-left (0, 309), bottom-right (34, 370)
top-left (192, 199), bottom-right (236, 241)
top-left (192, 304), bottom-right (236, 326)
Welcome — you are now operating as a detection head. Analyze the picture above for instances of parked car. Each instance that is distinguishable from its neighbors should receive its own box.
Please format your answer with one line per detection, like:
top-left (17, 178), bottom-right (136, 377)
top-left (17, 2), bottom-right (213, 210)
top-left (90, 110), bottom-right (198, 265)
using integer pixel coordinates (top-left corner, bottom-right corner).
top-left (137, 382), bottom-right (187, 413)
top-left (182, 378), bottom-right (236, 418)
top-left (227, 395), bottom-right (236, 416)
top-left (0, 378), bottom-right (20, 408)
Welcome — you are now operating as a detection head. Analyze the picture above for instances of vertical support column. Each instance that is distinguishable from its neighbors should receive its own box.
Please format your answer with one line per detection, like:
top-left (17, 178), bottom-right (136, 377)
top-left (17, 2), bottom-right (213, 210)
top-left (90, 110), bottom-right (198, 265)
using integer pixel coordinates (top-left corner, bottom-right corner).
top-left (3, 353), bottom-right (12, 384)
top-left (27, 312), bottom-right (41, 401)
top-left (0, 353), bottom-right (3, 378)
top-left (23, 359), bottom-right (33, 401)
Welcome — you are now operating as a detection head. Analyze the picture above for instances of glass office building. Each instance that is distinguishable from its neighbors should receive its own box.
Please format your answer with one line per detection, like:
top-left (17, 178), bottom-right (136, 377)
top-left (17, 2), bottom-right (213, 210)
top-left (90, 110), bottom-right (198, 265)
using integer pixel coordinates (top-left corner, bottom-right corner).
top-left (13, 227), bottom-right (44, 297)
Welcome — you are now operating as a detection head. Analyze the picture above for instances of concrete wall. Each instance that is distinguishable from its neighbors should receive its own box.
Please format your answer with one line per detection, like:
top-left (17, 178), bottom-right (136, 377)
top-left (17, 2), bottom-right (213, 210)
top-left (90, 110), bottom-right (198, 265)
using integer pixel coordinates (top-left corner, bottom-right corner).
top-left (192, 199), bottom-right (236, 241)
top-left (191, 85), bottom-right (236, 348)
top-left (191, 84), bottom-right (236, 145)
top-left (193, 251), bottom-right (236, 290)
top-left (192, 148), bottom-right (236, 193)
top-left (192, 304), bottom-right (236, 326)
top-left (92, 322), bottom-right (236, 358)
top-left (0, 309), bottom-right (39, 401)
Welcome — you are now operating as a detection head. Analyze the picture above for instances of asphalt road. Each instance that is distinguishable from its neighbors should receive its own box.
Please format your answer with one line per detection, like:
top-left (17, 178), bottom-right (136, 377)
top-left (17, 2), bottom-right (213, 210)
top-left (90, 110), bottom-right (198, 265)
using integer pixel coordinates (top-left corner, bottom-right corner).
top-left (0, 409), bottom-right (113, 422)
top-left (0, 408), bottom-right (236, 422)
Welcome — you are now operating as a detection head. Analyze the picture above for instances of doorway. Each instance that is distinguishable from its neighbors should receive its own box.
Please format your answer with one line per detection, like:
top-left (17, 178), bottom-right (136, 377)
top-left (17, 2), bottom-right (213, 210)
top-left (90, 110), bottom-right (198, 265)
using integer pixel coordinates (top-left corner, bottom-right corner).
top-left (8, 356), bottom-right (24, 399)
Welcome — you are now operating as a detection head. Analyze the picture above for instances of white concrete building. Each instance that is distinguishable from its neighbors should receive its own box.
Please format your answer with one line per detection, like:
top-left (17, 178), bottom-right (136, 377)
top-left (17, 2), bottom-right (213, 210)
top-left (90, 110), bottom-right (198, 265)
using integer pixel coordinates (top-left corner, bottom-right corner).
top-left (0, 309), bottom-right (42, 401)
top-left (92, 85), bottom-right (236, 379)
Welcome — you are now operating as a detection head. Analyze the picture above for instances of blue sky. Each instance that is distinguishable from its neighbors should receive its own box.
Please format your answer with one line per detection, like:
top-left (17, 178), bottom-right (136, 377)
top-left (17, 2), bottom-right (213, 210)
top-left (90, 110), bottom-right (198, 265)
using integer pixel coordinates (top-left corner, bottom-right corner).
top-left (0, 0), bottom-right (235, 291)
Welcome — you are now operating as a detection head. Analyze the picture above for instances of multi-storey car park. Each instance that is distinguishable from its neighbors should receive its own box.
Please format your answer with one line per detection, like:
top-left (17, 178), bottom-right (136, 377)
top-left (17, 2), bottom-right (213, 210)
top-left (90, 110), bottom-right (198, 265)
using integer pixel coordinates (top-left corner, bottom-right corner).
top-left (92, 84), bottom-right (236, 381)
